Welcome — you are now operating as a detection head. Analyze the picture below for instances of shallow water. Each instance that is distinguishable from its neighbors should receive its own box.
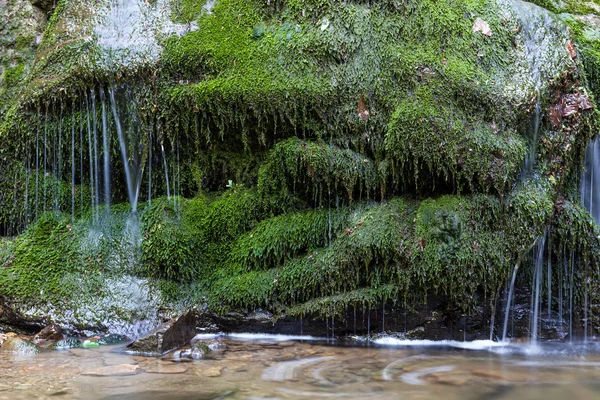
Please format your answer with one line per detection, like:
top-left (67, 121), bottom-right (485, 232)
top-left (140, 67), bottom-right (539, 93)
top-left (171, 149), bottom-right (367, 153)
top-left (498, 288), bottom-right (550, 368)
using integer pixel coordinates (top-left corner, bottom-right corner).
top-left (3, 334), bottom-right (600, 399)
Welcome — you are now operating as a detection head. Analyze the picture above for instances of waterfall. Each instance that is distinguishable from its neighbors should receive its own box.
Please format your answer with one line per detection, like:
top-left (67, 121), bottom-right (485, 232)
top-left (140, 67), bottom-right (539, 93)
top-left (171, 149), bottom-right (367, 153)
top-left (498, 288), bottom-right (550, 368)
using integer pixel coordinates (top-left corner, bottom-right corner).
top-left (581, 137), bottom-right (600, 224)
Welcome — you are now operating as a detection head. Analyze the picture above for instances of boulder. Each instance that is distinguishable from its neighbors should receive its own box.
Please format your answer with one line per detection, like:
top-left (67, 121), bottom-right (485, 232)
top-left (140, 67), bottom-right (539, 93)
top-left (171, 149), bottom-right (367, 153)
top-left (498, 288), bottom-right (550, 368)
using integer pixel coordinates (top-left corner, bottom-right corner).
top-left (127, 311), bottom-right (196, 355)
top-left (34, 324), bottom-right (64, 342)
top-left (1, 337), bottom-right (40, 354)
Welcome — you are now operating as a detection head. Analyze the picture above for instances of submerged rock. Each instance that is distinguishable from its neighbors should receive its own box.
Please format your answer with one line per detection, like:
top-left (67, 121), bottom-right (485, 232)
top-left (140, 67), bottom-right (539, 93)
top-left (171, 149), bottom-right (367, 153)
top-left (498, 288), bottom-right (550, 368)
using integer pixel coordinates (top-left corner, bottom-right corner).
top-left (54, 338), bottom-right (82, 350)
top-left (1, 337), bottom-right (40, 354)
top-left (97, 333), bottom-right (128, 345)
top-left (81, 364), bottom-right (141, 376)
top-left (127, 311), bottom-right (196, 355)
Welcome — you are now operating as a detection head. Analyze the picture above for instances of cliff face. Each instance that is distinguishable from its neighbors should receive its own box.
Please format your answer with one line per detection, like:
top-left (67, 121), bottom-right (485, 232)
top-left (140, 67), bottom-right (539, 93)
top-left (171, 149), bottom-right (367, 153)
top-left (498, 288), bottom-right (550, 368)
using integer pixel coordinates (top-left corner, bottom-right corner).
top-left (0, 0), bottom-right (599, 339)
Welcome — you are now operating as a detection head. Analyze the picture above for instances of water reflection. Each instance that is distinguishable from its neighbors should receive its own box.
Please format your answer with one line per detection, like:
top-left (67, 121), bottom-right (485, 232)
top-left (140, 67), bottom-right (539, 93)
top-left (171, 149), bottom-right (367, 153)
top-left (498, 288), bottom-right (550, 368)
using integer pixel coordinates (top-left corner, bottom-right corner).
top-left (3, 334), bottom-right (600, 399)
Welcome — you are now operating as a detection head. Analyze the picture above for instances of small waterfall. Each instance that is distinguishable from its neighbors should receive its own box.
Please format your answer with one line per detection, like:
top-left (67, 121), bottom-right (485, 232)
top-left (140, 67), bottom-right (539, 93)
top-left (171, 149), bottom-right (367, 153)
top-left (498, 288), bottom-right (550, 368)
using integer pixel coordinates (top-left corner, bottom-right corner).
top-left (581, 137), bottom-right (600, 224)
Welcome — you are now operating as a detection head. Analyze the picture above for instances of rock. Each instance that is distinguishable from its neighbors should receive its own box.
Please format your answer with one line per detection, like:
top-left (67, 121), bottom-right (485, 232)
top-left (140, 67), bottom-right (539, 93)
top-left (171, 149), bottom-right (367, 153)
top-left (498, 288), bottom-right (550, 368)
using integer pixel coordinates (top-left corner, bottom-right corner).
top-left (429, 372), bottom-right (469, 386)
top-left (191, 342), bottom-right (212, 360)
top-left (82, 364), bottom-right (141, 376)
top-left (473, 18), bottom-right (492, 37)
top-left (0, 333), bottom-right (13, 346)
top-left (127, 311), bottom-right (196, 355)
top-left (1, 337), bottom-right (40, 354)
top-left (143, 363), bottom-right (188, 374)
top-left (177, 339), bottom-right (225, 360)
top-left (97, 334), bottom-right (128, 345)
top-left (194, 366), bottom-right (222, 377)
top-left (34, 324), bottom-right (64, 342)
top-left (54, 338), bottom-right (82, 350)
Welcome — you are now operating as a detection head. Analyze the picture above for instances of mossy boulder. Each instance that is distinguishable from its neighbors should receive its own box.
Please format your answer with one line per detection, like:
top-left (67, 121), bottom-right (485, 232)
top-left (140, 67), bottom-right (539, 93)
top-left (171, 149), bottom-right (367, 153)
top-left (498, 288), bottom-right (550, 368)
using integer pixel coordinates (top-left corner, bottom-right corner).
top-left (0, 0), bottom-right (599, 339)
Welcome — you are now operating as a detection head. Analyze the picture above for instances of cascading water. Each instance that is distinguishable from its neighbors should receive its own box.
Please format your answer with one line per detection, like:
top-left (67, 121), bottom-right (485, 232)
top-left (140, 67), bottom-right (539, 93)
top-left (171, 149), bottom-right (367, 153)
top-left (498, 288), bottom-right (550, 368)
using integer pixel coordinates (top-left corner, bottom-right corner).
top-left (581, 137), bottom-right (600, 224)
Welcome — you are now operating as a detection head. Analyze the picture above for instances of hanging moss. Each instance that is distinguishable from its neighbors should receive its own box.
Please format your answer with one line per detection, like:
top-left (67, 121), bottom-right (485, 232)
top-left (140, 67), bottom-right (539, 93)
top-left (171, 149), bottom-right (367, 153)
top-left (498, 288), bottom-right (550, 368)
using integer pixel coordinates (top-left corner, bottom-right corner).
top-left (140, 197), bottom-right (201, 282)
top-left (258, 137), bottom-right (378, 210)
top-left (225, 206), bottom-right (352, 275)
top-left (385, 90), bottom-right (527, 195)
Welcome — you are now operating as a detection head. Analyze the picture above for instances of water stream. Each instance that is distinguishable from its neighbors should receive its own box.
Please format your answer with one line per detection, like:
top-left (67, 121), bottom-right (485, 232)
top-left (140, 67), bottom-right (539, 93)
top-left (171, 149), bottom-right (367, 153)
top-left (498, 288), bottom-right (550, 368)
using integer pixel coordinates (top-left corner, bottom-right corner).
top-left (4, 335), bottom-right (600, 400)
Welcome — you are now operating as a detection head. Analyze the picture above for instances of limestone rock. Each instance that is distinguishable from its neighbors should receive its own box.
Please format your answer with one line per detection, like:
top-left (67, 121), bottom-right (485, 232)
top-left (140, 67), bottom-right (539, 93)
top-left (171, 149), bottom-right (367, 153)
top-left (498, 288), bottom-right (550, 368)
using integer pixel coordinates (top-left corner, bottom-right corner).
top-left (127, 311), bottom-right (196, 355)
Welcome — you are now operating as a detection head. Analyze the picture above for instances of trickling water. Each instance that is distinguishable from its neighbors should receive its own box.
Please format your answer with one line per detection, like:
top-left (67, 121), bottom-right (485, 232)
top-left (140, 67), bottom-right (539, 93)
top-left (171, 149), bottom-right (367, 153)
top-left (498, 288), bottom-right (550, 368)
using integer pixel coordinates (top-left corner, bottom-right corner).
top-left (531, 232), bottom-right (547, 347)
top-left (35, 113), bottom-right (39, 220)
top-left (570, 251), bottom-right (574, 342)
top-left (110, 87), bottom-right (145, 214)
top-left (71, 108), bottom-right (76, 222)
top-left (101, 89), bottom-right (111, 209)
top-left (161, 141), bottom-right (170, 200)
top-left (92, 91), bottom-right (100, 216)
top-left (502, 263), bottom-right (520, 341)
top-left (547, 232), bottom-right (552, 319)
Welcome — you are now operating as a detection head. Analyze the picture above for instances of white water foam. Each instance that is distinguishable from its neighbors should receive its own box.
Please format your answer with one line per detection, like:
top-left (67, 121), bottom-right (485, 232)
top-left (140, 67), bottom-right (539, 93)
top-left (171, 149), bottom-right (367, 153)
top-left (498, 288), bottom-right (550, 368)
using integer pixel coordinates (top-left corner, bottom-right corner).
top-left (372, 338), bottom-right (507, 350)
top-left (193, 333), bottom-right (324, 341)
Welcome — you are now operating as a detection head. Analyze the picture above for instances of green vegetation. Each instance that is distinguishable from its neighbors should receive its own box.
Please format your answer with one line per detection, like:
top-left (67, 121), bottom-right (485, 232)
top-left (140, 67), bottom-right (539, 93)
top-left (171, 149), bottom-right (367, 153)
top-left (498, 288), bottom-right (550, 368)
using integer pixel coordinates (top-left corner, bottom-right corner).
top-left (1, 0), bottom-right (600, 330)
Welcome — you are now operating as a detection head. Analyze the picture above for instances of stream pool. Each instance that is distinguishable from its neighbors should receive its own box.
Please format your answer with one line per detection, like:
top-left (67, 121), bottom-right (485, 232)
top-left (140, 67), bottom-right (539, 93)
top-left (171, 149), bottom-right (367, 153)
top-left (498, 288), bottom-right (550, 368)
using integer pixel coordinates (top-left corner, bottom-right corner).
top-left (2, 334), bottom-right (600, 399)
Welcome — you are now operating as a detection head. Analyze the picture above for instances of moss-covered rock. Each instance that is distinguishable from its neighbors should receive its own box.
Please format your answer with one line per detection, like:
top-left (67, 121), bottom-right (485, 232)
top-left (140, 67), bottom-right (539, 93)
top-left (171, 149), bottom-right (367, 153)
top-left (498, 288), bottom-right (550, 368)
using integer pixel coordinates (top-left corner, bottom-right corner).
top-left (1, 0), bottom-right (600, 339)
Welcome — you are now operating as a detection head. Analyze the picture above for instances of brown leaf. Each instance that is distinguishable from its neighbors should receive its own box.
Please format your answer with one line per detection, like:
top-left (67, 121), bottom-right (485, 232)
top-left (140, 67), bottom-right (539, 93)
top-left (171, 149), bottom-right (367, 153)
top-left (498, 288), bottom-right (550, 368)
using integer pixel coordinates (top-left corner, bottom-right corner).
top-left (566, 41), bottom-right (577, 59)
top-left (577, 93), bottom-right (593, 111)
top-left (560, 95), bottom-right (578, 117)
top-left (549, 105), bottom-right (562, 127)
top-left (358, 94), bottom-right (369, 121)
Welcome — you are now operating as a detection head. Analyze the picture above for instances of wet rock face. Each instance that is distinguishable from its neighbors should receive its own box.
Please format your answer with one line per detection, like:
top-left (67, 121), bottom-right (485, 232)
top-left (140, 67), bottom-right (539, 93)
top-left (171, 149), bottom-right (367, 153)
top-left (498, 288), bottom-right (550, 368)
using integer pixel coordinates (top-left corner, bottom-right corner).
top-left (0, 0), bottom-right (46, 93)
top-left (127, 311), bottom-right (196, 355)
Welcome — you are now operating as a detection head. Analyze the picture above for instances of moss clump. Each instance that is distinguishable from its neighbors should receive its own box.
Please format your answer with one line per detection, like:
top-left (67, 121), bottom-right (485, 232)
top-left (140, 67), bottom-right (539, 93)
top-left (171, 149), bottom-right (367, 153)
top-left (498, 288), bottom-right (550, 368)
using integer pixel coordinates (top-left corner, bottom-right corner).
top-left (385, 90), bottom-right (527, 195)
top-left (140, 197), bottom-right (200, 282)
top-left (4, 64), bottom-right (25, 87)
top-left (0, 214), bottom-right (83, 303)
top-left (258, 137), bottom-right (378, 210)
top-left (226, 206), bottom-right (352, 275)
top-left (208, 198), bottom-right (417, 311)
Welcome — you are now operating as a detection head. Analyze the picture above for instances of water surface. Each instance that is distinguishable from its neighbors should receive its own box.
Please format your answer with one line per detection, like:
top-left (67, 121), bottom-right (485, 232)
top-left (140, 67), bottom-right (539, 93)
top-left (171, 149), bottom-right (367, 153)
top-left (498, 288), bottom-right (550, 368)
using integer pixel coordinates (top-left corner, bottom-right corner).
top-left (2, 334), bottom-right (600, 399)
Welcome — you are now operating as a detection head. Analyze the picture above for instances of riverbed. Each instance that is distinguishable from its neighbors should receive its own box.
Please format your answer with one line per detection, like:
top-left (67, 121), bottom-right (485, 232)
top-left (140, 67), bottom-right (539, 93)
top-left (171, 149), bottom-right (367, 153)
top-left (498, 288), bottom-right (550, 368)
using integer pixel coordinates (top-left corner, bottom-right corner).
top-left (2, 334), bottom-right (600, 399)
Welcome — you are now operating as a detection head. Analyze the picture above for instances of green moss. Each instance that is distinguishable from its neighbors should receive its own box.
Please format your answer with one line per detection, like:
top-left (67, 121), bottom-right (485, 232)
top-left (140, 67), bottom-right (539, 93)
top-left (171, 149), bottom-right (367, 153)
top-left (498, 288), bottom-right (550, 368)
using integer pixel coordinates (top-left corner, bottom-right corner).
top-left (385, 90), bottom-right (527, 194)
top-left (258, 137), bottom-right (378, 210)
top-left (225, 206), bottom-right (352, 274)
top-left (4, 64), bottom-right (25, 87)
top-left (209, 198), bottom-right (416, 311)
top-left (140, 196), bottom-right (200, 282)
top-left (0, 214), bottom-right (86, 303)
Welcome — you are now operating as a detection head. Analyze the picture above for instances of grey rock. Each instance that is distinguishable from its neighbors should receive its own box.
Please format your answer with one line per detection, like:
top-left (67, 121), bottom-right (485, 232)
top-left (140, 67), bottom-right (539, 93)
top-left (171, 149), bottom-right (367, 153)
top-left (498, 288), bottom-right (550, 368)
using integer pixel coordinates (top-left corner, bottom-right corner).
top-left (127, 311), bottom-right (195, 355)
